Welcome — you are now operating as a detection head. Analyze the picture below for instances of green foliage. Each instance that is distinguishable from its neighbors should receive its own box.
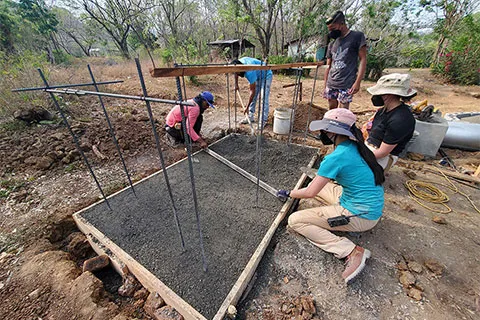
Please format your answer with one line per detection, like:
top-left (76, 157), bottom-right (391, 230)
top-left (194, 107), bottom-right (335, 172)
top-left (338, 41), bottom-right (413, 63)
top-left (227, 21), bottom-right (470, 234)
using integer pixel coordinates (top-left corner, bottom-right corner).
top-left (432, 14), bottom-right (480, 84)
top-left (0, 178), bottom-right (24, 199)
top-left (52, 50), bottom-right (73, 65)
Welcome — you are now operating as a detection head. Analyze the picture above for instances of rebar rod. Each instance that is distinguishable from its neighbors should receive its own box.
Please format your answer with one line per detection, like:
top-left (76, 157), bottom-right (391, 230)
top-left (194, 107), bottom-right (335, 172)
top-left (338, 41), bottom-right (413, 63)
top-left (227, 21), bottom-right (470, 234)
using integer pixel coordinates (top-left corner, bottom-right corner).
top-left (304, 66), bottom-right (319, 146)
top-left (134, 59), bottom-right (185, 250)
top-left (37, 69), bottom-right (111, 209)
top-left (174, 72), bottom-right (208, 272)
top-left (288, 68), bottom-right (303, 146)
top-left (255, 60), bottom-right (268, 206)
top-left (234, 74), bottom-right (238, 131)
top-left (226, 73), bottom-right (231, 131)
top-left (11, 80), bottom-right (124, 92)
top-left (44, 88), bottom-right (195, 106)
top-left (87, 65), bottom-right (136, 197)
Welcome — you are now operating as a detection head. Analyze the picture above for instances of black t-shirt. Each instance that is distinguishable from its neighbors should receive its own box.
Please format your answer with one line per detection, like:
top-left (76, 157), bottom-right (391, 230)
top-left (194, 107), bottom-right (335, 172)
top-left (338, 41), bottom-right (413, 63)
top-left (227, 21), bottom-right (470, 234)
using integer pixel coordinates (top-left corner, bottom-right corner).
top-left (367, 104), bottom-right (415, 156)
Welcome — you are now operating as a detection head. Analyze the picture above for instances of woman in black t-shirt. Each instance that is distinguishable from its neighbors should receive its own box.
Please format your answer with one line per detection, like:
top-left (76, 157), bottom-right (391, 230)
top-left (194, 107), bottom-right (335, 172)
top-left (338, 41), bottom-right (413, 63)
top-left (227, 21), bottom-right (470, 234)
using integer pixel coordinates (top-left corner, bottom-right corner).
top-left (365, 73), bottom-right (417, 171)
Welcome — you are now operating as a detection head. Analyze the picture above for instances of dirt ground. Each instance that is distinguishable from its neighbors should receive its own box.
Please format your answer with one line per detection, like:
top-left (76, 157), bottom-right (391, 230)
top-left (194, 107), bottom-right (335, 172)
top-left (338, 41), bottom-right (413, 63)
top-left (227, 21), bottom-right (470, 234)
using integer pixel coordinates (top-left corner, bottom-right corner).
top-left (1, 59), bottom-right (479, 319)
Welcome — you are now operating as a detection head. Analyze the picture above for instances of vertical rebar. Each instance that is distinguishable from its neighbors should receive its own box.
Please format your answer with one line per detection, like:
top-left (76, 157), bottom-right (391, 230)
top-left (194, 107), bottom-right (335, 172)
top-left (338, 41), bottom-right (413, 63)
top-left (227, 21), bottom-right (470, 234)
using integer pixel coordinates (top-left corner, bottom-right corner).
top-left (226, 73), bottom-right (231, 131)
top-left (288, 68), bottom-right (303, 146)
top-left (87, 65), bottom-right (136, 197)
top-left (37, 69), bottom-right (111, 209)
top-left (134, 59), bottom-right (185, 250)
top-left (174, 71), bottom-right (208, 272)
top-left (255, 60), bottom-right (268, 206)
top-left (304, 66), bottom-right (319, 146)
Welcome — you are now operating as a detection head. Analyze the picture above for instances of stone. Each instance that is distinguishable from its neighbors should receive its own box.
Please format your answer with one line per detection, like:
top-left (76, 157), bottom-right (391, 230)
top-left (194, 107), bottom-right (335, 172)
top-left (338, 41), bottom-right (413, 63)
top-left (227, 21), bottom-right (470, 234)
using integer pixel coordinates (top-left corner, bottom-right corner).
top-left (66, 232), bottom-right (91, 258)
top-left (152, 305), bottom-right (184, 320)
top-left (424, 259), bottom-right (444, 276)
top-left (133, 299), bottom-right (145, 309)
top-left (300, 296), bottom-right (316, 314)
top-left (14, 107), bottom-right (53, 124)
top-left (133, 288), bottom-right (149, 300)
top-left (144, 292), bottom-right (165, 317)
top-left (28, 288), bottom-right (41, 299)
top-left (407, 261), bottom-right (423, 273)
top-left (35, 156), bottom-right (54, 170)
top-left (407, 287), bottom-right (423, 301)
top-left (399, 270), bottom-right (416, 288)
top-left (470, 92), bottom-right (480, 99)
top-left (432, 216), bottom-right (447, 224)
top-left (226, 305), bottom-right (237, 319)
top-left (83, 255), bottom-right (110, 273)
top-left (397, 261), bottom-right (408, 271)
top-left (283, 276), bottom-right (289, 284)
top-left (118, 273), bottom-right (140, 297)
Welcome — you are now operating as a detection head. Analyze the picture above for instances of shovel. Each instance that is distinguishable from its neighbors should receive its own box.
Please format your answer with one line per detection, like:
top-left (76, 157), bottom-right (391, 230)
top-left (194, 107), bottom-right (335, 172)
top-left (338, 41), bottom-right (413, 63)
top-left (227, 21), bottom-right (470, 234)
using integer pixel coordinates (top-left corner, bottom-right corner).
top-left (236, 89), bottom-right (255, 135)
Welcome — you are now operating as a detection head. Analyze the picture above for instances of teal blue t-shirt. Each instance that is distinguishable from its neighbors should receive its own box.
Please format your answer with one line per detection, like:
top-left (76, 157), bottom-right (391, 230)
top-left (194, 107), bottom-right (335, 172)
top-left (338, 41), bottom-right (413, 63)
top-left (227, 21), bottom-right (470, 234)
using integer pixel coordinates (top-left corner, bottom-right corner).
top-left (317, 140), bottom-right (384, 220)
top-left (239, 57), bottom-right (273, 84)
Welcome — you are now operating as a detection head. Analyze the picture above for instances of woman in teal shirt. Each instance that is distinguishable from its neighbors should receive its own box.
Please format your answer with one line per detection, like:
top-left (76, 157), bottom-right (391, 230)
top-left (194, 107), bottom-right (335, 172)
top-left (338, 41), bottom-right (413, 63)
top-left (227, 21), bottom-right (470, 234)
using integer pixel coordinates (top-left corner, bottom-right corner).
top-left (276, 108), bottom-right (384, 284)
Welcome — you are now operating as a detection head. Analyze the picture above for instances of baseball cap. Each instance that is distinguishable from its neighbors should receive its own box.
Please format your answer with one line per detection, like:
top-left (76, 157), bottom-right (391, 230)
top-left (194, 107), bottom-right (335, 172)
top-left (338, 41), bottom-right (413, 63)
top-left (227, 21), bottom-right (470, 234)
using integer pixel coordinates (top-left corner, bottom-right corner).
top-left (326, 11), bottom-right (345, 25)
top-left (200, 91), bottom-right (215, 108)
top-left (309, 108), bottom-right (356, 139)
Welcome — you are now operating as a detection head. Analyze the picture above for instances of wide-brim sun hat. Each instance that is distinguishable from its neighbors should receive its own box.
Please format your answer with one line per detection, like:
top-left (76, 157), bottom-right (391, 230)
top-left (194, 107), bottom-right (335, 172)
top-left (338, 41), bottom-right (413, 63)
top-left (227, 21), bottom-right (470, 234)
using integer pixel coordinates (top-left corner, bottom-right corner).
top-left (309, 108), bottom-right (356, 139)
top-left (367, 73), bottom-right (417, 98)
top-left (200, 91), bottom-right (215, 108)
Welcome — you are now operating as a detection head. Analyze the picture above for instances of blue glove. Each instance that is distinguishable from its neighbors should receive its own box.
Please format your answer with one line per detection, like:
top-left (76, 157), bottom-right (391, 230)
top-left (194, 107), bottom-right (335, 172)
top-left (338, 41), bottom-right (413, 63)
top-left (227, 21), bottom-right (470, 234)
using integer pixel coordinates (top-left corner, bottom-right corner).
top-left (276, 189), bottom-right (290, 202)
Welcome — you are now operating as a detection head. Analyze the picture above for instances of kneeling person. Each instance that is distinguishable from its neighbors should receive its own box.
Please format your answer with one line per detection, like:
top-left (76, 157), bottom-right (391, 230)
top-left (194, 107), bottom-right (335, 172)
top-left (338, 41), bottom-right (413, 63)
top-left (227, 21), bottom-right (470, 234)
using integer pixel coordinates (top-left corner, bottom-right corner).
top-left (165, 91), bottom-right (215, 148)
top-left (276, 108), bottom-right (385, 284)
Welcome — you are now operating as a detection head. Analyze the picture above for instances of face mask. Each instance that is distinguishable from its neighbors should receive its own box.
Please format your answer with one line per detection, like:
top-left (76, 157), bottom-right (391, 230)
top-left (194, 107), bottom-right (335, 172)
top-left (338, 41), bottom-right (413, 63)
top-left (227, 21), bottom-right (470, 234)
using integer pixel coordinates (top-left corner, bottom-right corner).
top-left (329, 29), bottom-right (342, 39)
top-left (371, 95), bottom-right (385, 107)
top-left (320, 132), bottom-right (334, 145)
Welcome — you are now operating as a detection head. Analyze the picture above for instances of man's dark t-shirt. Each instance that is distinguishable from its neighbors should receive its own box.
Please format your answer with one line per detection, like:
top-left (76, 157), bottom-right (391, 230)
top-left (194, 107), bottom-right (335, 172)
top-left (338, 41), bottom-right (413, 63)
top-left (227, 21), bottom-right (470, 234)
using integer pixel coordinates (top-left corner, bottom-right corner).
top-left (326, 30), bottom-right (366, 90)
top-left (367, 104), bottom-right (415, 156)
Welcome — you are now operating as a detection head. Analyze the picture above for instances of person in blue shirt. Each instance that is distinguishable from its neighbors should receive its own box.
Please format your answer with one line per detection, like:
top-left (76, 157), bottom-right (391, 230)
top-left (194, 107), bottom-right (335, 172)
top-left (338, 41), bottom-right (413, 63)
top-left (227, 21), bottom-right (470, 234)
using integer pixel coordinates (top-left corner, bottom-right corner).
top-left (232, 57), bottom-right (273, 128)
top-left (276, 108), bottom-right (385, 284)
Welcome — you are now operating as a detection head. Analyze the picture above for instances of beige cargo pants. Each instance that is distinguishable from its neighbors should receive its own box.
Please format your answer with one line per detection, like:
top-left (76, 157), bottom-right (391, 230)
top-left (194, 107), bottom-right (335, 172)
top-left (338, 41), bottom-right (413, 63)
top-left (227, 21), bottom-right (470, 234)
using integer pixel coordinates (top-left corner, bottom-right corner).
top-left (288, 182), bottom-right (379, 259)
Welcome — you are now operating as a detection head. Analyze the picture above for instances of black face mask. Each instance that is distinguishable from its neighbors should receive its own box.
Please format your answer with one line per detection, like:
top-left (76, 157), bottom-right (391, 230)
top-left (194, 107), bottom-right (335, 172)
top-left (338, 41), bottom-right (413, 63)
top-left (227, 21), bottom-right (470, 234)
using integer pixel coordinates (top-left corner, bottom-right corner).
top-left (329, 29), bottom-right (342, 39)
top-left (320, 132), bottom-right (334, 145)
top-left (371, 95), bottom-right (385, 107)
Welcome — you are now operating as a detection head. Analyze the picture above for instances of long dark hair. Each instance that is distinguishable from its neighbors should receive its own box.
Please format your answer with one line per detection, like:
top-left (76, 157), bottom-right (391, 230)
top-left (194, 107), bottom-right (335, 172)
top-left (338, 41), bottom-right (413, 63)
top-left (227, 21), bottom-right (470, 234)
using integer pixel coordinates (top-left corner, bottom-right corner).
top-left (350, 125), bottom-right (385, 185)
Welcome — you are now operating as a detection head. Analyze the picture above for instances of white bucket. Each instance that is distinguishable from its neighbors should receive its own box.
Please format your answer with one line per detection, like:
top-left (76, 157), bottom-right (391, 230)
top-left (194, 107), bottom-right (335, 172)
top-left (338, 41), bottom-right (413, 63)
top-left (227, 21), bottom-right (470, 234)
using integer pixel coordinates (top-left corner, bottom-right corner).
top-left (273, 108), bottom-right (293, 135)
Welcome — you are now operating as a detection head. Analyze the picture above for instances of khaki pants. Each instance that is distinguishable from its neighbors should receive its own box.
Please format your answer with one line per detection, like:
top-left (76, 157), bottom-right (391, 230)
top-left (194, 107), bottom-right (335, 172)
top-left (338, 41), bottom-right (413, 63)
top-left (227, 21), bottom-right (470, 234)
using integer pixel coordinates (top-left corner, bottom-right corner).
top-left (288, 182), bottom-right (379, 259)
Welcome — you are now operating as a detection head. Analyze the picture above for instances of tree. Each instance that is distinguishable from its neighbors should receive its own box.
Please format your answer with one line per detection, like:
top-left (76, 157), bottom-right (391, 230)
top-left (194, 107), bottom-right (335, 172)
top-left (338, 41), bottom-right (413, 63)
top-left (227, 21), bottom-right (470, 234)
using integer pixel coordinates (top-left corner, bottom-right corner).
top-left (240, 0), bottom-right (282, 57)
top-left (80, 0), bottom-right (151, 59)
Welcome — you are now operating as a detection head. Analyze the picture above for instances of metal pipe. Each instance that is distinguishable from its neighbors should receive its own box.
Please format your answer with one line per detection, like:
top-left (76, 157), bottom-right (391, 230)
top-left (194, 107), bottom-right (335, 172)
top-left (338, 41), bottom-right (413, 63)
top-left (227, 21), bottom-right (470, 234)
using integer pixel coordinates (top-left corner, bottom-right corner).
top-left (87, 65), bottom-right (136, 197)
top-left (174, 72), bottom-right (208, 272)
top-left (304, 66), bottom-right (319, 146)
top-left (37, 68), bottom-right (111, 209)
top-left (134, 59), bottom-right (185, 250)
top-left (12, 80), bottom-right (124, 92)
top-left (45, 88), bottom-right (195, 106)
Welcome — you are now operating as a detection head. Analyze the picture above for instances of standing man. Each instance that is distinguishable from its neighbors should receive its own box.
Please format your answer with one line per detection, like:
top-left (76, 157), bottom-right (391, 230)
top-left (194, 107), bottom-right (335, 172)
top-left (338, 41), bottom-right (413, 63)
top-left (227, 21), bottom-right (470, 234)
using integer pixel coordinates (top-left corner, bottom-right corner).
top-left (323, 11), bottom-right (367, 110)
top-left (164, 91), bottom-right (215, 148)
top-left (232, 57), bottom-right (273, 129)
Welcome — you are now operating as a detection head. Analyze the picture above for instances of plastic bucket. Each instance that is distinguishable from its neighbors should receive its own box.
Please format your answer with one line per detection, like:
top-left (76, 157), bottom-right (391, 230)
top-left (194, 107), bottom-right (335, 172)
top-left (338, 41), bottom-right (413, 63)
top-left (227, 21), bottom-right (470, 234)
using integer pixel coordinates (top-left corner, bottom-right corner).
top-left (273, 108), bottom-right (293, 135)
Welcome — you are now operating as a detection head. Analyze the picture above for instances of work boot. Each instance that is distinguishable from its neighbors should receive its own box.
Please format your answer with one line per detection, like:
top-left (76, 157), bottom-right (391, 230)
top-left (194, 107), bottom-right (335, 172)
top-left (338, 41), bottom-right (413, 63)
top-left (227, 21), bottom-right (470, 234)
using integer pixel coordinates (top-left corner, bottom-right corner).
top-left (342, 246), bottom-right (371, 284)
top-left (240, 116), bottom-right (255, 124)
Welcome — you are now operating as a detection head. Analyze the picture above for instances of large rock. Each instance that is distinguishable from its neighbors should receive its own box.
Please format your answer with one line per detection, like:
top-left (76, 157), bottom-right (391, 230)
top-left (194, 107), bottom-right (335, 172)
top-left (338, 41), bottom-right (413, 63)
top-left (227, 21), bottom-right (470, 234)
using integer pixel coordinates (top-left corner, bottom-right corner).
top-left (83, 255), bottom-right (110, 273)
top-left (24, 156), bottom-right (55, 170)
top-left (144, 292), bottom-right (166, 317)
top-left (14, 107), bottom-right (53, 124)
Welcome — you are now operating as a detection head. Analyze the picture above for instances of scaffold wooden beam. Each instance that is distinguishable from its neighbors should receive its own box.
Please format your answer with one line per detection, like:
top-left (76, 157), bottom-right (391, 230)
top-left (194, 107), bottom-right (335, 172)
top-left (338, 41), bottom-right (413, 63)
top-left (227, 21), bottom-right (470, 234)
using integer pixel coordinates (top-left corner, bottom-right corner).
top-left (149, 62), bottom-right (326, 77)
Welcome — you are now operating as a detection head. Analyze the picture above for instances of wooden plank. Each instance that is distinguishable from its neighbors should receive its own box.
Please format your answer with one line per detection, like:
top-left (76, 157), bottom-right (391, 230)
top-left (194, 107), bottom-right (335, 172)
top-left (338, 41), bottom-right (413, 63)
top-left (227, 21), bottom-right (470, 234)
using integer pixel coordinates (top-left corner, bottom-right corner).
top-left (73, 213), bottom-right (207, 320)
top-left (212, 152), bottom-right (319, 320)
top-left (424, 165), bottom-right (480, 184)
top-left (474, 164), bottom-right (480, 177)
top-left (150, 62), bottom-right (326, 78)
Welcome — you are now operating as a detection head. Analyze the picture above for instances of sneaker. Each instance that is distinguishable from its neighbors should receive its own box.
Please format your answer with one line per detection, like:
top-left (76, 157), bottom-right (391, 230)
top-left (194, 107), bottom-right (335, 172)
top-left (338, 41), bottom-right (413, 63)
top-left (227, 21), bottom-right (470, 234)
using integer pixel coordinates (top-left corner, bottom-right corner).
top-left (240, 117), bottom-right (255, 124)
top-left (342, 246), bottom-right (371, 284)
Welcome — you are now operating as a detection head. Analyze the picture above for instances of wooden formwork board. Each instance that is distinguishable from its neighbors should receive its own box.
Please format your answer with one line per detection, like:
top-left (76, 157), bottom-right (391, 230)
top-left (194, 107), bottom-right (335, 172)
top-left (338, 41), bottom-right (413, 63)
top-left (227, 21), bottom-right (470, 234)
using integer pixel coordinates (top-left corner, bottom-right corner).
top-left (150, 62), bottom-right (326, 77)
top-left (73, 135), bottom-right (318, 320)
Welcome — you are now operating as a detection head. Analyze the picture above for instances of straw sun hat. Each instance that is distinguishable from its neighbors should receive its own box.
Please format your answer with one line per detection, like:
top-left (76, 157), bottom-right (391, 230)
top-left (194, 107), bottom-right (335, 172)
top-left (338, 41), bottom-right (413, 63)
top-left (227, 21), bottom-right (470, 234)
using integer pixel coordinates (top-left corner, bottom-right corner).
top-left (367, 73), bottom-right (417, 98)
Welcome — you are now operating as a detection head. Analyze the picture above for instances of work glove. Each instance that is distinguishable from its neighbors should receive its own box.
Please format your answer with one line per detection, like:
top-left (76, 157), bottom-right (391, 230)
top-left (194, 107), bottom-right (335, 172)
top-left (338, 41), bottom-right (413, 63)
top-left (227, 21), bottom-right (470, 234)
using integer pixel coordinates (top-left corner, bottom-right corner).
top-left (276, 190), bottom-right (290, 202)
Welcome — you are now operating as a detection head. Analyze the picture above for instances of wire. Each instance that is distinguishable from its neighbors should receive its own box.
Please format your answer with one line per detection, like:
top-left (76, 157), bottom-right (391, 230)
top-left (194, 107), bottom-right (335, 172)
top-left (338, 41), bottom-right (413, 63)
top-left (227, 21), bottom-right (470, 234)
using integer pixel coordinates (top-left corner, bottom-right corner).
top-left (404, 167), bottom-right (480, 215)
